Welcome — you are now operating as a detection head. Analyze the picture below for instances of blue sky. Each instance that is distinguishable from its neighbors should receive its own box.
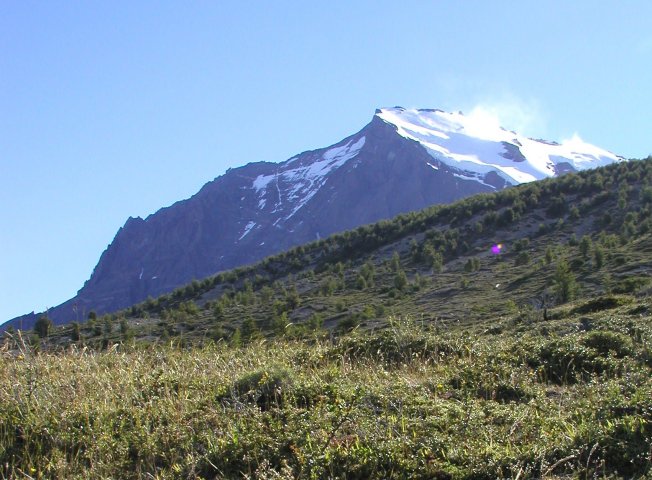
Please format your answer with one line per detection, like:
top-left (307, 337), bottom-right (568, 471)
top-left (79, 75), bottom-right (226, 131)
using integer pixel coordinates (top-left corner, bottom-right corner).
top-left (1, 1), bottom-right (651, 322)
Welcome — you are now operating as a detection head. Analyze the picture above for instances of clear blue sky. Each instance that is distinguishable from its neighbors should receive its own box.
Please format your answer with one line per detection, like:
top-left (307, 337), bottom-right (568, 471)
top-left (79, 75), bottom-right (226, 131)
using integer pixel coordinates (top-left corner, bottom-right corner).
top-left (1, 1), bottom-right (651, 322)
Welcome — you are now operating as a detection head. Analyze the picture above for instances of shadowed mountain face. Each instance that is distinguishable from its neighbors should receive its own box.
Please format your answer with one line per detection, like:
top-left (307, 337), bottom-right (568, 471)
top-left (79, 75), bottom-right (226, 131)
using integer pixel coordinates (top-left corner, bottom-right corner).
top-left (4, 108), bottom-right (621, 329)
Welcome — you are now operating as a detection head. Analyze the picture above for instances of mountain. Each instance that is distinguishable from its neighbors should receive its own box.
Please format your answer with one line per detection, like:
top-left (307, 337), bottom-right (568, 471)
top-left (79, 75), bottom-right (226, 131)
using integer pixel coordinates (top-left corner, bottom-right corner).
top-left (35, 156), bottom-right (652, 349)
top-left (3, 107), bottom-right (622, 329)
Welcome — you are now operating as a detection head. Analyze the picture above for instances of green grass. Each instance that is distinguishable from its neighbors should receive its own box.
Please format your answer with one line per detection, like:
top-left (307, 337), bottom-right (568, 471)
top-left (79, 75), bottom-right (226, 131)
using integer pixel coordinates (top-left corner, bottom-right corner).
top-left (2, 301), bottom-right (652, 479)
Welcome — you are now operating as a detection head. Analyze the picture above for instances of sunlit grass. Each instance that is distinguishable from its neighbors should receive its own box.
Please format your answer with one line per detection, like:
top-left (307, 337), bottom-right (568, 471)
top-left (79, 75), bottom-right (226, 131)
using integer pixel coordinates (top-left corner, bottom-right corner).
top-left (2, 303), bottom-right (651, 479)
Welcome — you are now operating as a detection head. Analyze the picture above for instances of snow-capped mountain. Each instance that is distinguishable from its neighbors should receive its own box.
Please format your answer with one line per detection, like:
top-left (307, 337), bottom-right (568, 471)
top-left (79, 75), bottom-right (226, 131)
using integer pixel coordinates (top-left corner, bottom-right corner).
top-left (4, 107), bottom-right (623, 328)
top-left (376, 107), bottom-right (621, 185)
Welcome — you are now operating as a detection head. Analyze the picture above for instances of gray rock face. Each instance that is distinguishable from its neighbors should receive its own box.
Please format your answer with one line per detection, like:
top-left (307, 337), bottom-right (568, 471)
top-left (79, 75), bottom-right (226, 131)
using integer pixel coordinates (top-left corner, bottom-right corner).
top-left (3, 108), bottom-right (621, 329)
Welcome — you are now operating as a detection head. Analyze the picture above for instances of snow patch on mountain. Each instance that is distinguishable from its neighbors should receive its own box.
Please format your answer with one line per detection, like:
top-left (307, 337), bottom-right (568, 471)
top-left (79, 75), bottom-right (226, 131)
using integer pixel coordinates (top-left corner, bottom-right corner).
top-left (376, 107), bottom-right (622, 186)
top-left (251, 136), bottom-right (366, 220)
top-left (239, 221), bottom-right (257, 240)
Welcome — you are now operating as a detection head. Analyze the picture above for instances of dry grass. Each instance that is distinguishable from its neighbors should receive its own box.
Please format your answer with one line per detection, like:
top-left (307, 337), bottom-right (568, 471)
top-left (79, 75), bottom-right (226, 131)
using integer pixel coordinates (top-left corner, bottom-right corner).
top-left (2, 305), bottom-right (652, 479)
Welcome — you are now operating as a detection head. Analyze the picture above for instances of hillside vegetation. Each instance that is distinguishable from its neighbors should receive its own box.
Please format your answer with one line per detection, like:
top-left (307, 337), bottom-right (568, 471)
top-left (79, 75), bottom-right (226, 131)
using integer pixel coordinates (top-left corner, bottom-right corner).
top-left (2, 157), bottom-right (652, 478)
top-left (2, 300), bottom-right (652, 478)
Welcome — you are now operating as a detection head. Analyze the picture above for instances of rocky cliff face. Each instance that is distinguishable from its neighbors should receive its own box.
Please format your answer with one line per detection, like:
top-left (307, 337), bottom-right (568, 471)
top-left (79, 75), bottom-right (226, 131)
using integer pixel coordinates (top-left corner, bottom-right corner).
top-left (3, 108), bottom-right (622, 329)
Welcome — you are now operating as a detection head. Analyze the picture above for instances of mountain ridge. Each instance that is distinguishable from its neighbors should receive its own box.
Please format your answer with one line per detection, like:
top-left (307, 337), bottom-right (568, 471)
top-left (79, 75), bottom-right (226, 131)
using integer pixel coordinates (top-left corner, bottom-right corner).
top-left (3, 107), bottom-right (623, 330)
top-left (24, 155), bottom-right (652, 348)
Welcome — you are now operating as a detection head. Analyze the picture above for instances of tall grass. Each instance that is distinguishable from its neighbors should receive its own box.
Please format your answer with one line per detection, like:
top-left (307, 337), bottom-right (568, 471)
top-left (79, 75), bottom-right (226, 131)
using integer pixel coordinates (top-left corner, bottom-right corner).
top-left (2, 308), bottom-right (651, 479)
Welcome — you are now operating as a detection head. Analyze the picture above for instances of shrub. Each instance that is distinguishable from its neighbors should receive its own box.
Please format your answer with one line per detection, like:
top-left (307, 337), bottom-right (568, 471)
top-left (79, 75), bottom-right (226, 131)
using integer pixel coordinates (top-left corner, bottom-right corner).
top-left (570, 295), bottom-right (633, 315)
top-left (70, 322), bottom-right (81, 342)
top-left (515, 251), bottom-right (530, 266)
top-left (477, 382), bottom-right (533, 403)
top-left (582, 331), bottom-right (633, 358)
top-left (464, 257), bottom-right (480, 272)
top-left (612, 276), bottom-right (651, 294)
top-left (337, 315), bottom-right (360, 332)
top-left (332, 327), bottom-right (459, 365)
top-left (34, 316), bottom-right (52, 338)
top-left (529, 338), bottom-right (615, 384)
top-left (229, 367), bottom-right (292, 410)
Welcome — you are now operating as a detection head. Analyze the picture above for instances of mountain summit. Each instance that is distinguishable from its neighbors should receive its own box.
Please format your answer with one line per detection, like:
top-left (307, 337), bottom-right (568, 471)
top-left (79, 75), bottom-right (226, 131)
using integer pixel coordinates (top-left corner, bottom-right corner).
top-left (4, 107), bottom-right (623, 328)
top-left (376, 107), bottom-right (621, 184)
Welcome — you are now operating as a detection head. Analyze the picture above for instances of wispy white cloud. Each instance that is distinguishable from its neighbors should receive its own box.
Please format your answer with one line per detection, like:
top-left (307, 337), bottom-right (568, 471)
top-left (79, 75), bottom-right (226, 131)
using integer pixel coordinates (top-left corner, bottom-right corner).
top-left (561, 132), bottom-right (585, 145)
top-left (465, 96), bottom-right (547, 139)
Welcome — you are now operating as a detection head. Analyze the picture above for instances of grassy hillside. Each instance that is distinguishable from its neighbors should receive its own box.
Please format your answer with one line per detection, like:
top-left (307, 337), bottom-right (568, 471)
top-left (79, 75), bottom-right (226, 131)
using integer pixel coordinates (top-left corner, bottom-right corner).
top-left (2, 298), bottom-right (651, 478)
top-left (2, 157), bottom-right (652, 478)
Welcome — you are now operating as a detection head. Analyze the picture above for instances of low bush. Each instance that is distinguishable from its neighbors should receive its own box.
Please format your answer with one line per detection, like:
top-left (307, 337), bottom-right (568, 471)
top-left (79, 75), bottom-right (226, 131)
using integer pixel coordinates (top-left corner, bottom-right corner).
top-left (527, 337), bottom-right (619, 384)
top-left (227, 367), bottom-right (292, 410)
top-left (570, 295), bottom-right (633, 315)
top-left (581, 330), bottom-right (633, 358)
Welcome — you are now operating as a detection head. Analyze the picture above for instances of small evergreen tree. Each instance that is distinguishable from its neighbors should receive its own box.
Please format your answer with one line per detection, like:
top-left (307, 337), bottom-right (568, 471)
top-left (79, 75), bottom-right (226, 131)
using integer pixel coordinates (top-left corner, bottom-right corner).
top-left (103, 316), bottom-right (113, 335)
top-left (569, 205), bottom-right (580, 220)
top-left (307, 313), bottom-right (323, 331)
top-left (259, 286), bottom-right (273, 303)
top-left (545, 246), bottom-right (554, 264)
top-left (464, 258), bottom-right (480, 272)
top-left (464, 258), bottom-right (473, 272)
top-left (390, 252), bottom-right (401, 272)
top-left (70, 322), bottom-right (81, 342)
top-left (423, 245), bottom-right (443, 272)
top-left (360, 261), bottom-right (376, 286)
top-left (335, 262), bottom-right (345, 278)
top-left (394, 270), bottom-right (408, 290)
top-left (271, 312), bottom-right (288, 336)
top-left (213, 302), bottom-right (224, 322)
top-left (210, 325), bottom-right (227, 342)
top-left (93, 323), bottom-right (102, 337)
top-left (161, 328), bottom-right (170, 343)
top-left (594, 245), bottom-right (605, 269)
top-left (553, 259), bottom-right (578, 303)
top-left (579, 235), bottom-right (592, 259)
top-left (285, 286), bottom-right (301, 310)
top-left (410, 239), bottom-right (420, 262)
top-left (230, 328), bottom-right (242, 347)
top-left (34, 316), bottom-right (52, 338)
top-left (515, 251), bottom-right (530, 266)
top-left (241, 317), bottom-right (259, 343)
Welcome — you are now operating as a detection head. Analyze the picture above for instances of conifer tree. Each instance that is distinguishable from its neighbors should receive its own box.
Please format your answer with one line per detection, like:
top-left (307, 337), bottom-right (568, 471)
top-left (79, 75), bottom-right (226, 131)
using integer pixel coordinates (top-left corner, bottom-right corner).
top-left (230, 328), bottom-right (242, 347)
top-left (390, 252), bottom-right (401, 272)
top-left (34, 316), bottom-right (52, 338)
top-left (594, 245), bottom-right (605, 269)
top-left (241, 317), bottom-right (259, 343)
top-left (272, 312), bottom-right (288, 336)
top-left (579, 235), bottom-right (592, 259)
top-left (394, 270), bottom-right (408, 290)
top-left (71, 322), bottom-right (81, 342)
top-left (553, 259), bottom-right (578, 303)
